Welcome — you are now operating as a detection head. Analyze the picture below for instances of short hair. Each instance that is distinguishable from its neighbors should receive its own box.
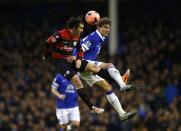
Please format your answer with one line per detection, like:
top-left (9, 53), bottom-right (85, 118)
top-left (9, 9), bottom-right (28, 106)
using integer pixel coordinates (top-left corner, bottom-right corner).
top-left (66, 16), bottom-right (84, 29)
top-left (96, 17), bottom-right (111, 27)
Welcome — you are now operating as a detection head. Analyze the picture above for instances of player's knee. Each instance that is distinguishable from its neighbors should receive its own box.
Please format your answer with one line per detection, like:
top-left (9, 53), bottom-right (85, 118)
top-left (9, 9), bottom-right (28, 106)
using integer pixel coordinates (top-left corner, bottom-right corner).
top-left (60, 125), bottom-right (67, 131)
top-left (72, 121), bottom-right (80, 127)
top-left (107, 63), bottom-right (114, 68)
top-left (70, 75), bottom-right (83, 89)
top-left (91, 64), bottom-right (100, 72)
top-left (100, 63), bottom-right (114, 69)
top-left (85, 63), bottom-right (100, 72)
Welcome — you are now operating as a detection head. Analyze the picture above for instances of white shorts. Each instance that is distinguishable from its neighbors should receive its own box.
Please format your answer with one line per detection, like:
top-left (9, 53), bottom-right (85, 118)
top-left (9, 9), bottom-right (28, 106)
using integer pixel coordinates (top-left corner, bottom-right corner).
top-left (78, 60), bottom-right (104, 87)
top-left (56, 106), bottom-right (80, 125)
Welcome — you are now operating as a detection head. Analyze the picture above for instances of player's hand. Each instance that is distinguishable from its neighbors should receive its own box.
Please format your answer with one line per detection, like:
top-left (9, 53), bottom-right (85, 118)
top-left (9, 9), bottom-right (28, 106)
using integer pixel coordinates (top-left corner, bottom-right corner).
top-left (59, 94), bottom-right (66, 100)
top-left (76, 59), bottom-right (82, 69)
top-left (67, 56), bottom-right (76, 63)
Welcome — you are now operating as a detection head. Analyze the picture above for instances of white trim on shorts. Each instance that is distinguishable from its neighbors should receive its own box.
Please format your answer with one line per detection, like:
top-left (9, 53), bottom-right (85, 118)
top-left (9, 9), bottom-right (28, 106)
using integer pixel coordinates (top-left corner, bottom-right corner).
top-left (56, 106), bottom-right (80, 125)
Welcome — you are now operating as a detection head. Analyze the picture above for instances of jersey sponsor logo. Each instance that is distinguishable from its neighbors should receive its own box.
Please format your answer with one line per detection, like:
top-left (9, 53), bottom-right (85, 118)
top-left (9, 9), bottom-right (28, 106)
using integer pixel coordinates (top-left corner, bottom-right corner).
top-left (60, 46), bottom-right (73, 51)
top-left (62, 41), bottom-right (68, 44)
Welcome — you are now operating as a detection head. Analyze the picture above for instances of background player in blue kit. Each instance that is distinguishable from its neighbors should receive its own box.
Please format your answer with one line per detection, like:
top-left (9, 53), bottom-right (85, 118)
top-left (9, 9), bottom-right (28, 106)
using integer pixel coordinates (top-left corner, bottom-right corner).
top-left (51, 74), bottom-right (81, 131)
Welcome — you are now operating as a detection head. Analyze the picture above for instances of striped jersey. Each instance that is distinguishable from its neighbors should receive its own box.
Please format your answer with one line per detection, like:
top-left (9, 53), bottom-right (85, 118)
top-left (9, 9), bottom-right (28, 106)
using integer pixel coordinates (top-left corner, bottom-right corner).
top-left (46, 29), bottom-right (83, 60)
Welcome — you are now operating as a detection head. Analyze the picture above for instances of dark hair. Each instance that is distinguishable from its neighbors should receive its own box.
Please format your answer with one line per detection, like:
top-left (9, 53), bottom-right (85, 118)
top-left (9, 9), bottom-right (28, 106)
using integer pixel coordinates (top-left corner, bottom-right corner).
top-left (96, 17), bottom-right (111, 27)
top-left (66, 16), bottom-right (84, 29)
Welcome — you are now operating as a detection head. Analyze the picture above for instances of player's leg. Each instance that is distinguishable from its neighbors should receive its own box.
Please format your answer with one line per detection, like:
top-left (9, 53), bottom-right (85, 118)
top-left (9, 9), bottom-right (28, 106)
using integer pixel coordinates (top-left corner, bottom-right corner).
top-left (86, 60), bottom-right (137, 92)
top-left (69, 106), bottom-right (80, 131)
top-left (71, 59), bottom-right (112, 83)
top-left (96, 62), bottom-right (126, 87)
top-left (89, 61), bottom-right (129, 84)
top-left (83, 61), bottom-right (117, 82)
top-left (95, 80), bottom-right (137, 122)
top-left (100, 62), bottom-right (131, 84)
top-left (95, 80), bottom-right (126, 114)
top-left (70, 75), bottom-right (104, 114)
top-left (56, 108), bottom-right (69, 131)
top-left (95, 80), bottom-right (125, 116)
top-left (78, 70), bottom-right (136, 122)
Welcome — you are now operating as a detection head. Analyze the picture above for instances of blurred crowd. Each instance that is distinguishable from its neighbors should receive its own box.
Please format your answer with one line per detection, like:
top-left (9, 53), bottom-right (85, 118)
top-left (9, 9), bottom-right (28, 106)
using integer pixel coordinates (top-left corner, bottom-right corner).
top-left (0, 1), bottom-right (181, 131)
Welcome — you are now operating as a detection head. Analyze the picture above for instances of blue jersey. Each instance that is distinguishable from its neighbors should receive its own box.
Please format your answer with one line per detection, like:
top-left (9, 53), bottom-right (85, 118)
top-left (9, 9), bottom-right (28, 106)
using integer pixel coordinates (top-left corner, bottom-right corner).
top-left (80, 30), bottom-right (105, 61)
top-left (51, 74), bottom-right (78, 109)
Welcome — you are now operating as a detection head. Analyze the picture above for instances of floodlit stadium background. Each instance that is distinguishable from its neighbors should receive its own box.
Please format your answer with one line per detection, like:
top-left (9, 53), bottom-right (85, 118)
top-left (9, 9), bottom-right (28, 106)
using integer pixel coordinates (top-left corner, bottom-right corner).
top-left (0, 0), bottom-right (180, 130)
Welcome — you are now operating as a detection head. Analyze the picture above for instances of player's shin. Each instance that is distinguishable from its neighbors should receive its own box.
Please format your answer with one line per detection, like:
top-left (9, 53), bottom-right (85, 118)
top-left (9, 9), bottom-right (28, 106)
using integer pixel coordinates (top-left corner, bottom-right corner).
top-left (70, 75), bottom-right (94, 110)
top-left (76, 88), bottom-right (93, 110)
top-left (97, 69), bottom-right (120, 86)
top-left (107, 66), bottom-right (126, 88)
top-left (106, 90), bottom-right (125, 115)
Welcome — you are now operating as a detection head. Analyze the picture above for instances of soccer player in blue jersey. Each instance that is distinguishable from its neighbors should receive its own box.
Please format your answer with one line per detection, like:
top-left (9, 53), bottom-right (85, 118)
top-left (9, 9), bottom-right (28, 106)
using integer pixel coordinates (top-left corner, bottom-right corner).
top-left (51, 74), bottom-right (104, 131)
top-left (51, 74), bottom-right (80, 131)
top-left (80, 17), bottom-right (136, 91)
top-left (71, 17), bottom-right (137, 122)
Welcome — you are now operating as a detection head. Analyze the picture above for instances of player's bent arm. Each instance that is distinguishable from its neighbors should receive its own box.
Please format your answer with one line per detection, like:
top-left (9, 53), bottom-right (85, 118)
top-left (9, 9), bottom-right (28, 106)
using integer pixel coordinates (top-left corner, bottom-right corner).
top-left (51, 88), bottom-right (66, 100)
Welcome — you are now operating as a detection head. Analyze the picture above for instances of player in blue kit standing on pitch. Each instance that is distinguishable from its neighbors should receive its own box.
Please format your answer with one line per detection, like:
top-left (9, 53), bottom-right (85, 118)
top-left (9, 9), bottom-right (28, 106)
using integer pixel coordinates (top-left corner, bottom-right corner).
top-left (51, 74), bottom-right (82, 131)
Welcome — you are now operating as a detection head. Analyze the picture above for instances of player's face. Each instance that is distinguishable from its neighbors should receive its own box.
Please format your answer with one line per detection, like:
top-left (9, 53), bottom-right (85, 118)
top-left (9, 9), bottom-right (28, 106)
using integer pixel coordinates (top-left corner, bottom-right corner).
top-left (74, 23), bottom-right (84, 36)
top-left (98, 24), bottom-right (110, 37)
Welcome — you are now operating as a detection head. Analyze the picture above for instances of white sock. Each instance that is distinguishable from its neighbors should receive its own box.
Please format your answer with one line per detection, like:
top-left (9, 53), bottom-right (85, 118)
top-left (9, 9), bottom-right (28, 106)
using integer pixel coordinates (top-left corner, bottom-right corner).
top-left (106, 92), bottom-right (126, 115)
top-left (107, 66), bottom-right (125, 88)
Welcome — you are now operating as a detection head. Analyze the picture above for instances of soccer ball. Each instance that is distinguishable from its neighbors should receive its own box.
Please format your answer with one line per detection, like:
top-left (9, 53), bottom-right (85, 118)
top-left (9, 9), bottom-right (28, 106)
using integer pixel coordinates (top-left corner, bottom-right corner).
top-left (85, 10), bottom-right (100, 25)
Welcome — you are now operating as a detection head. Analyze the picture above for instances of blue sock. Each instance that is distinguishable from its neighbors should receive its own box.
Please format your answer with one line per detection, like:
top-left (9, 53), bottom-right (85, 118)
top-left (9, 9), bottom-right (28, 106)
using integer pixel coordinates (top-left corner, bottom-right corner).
top-left (106, 90), bottom-right (113, 95)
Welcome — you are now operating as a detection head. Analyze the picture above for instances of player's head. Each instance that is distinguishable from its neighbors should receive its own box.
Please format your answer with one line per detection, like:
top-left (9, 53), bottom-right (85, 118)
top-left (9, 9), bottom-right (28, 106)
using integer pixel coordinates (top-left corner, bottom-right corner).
top-left (96, 17), bottom-right (111, 37)
top-left (67, 16), bottom-right (84, 36)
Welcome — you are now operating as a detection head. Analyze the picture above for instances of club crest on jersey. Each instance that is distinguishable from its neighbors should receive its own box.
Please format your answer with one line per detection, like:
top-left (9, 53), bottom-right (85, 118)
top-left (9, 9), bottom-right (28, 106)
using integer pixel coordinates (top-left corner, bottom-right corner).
top-left (73, 42), bottom-right (77, 46)
top-left (85, 41), bottom-right (91, 47)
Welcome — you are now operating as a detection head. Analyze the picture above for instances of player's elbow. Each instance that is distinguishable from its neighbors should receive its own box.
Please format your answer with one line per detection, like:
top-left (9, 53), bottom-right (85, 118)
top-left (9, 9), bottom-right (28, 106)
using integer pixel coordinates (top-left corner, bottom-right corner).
top-left (51, 88), bottom-right (58, 96)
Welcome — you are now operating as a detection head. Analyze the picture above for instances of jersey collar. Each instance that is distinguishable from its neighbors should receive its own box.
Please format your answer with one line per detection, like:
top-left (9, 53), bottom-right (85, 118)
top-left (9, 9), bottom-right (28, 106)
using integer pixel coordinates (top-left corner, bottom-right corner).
top-left (96, 30), bottom-right (105, 41)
